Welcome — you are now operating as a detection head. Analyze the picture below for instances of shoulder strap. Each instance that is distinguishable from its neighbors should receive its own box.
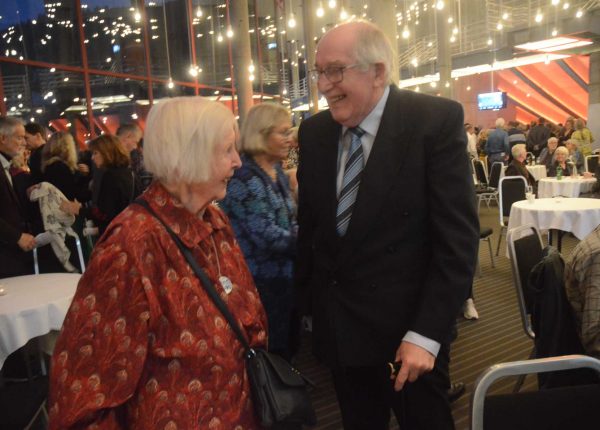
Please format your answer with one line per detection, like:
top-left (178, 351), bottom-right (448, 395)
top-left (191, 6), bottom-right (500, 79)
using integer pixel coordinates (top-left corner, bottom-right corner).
top-left (132, 198), bottom-right (252, 352)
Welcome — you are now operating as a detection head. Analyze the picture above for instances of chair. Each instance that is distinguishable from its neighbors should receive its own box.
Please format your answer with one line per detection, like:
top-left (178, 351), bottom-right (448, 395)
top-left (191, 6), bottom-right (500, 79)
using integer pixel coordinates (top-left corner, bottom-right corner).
top-left (495, 176), bottom-right (528, 256)
top-left (470, 355), bottom-right (600, 430)
top-left (476, 227), bottom-right (495, 277)
top-left (525, 152), bottom-right (535, 165)
top-left (0, 375), bottom-right (48, 430)
top-left (473, 159), bottom-right (500, 210)
top-left (33, 231), bottom-right (86, 274)
top-left (584, 155), bottom-right (599, 173)
top-left (507, 225), bottom-right (544, 341)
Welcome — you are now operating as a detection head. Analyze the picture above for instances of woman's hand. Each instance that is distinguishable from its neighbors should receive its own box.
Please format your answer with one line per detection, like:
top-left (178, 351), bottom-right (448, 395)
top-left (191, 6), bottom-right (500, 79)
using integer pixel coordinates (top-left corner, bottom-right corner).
top-left (60, 199), bottom-right (82, 216)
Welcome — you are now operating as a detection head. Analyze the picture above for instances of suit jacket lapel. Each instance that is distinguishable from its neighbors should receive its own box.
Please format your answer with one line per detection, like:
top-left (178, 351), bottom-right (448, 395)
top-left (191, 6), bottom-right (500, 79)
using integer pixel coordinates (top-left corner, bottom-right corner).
top-left (336, 87), bottom-right (411, 265)
top-left (315, 117), bottom-right (342, 243)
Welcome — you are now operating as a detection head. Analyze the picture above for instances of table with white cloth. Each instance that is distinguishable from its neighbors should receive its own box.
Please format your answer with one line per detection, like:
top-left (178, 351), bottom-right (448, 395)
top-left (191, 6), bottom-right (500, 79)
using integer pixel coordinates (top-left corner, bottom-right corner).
top-left (537, 176), bottom-right (596, 199)
top-left (500, 164), bottom-right (547, 181)
top-left (0, 273), bottom-right (80, 369)
top-left (507, 198), bottom-right (600, 254)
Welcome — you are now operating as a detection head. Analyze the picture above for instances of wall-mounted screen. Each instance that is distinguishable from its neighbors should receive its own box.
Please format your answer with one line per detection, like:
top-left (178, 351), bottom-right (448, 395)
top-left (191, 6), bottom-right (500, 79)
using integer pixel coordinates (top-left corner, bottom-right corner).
top-left (477, 92), bottom-right (507, 110)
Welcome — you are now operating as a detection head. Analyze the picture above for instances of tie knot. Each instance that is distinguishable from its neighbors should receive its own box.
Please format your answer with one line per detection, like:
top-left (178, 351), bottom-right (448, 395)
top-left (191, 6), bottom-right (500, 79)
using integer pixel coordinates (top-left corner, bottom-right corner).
top-left (349, 126), bottom-right (365, 138)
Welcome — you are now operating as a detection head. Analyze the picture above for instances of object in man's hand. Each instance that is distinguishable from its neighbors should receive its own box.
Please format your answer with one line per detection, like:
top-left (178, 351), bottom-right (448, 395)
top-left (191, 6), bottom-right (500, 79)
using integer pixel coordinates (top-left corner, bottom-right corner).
top-left (388, 361), bottom-right (402, 378)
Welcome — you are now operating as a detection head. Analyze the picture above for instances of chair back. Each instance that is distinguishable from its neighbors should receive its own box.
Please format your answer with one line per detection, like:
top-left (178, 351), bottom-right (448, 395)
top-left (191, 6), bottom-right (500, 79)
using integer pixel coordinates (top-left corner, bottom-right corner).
top-left (470, 355), bottom-right (600, 430)
top-left (525, 152), bottom-right (535, 164)
top-left (498, 176), bottom-right (527, 225)
top-left (507, 224), bottom-right (544, 340)
top-left (585, 155), bottom-right (599, 173)
top-left (473, 159), bottom-right (489, 186)
top-left (488, 162), bottom-right (503, 189)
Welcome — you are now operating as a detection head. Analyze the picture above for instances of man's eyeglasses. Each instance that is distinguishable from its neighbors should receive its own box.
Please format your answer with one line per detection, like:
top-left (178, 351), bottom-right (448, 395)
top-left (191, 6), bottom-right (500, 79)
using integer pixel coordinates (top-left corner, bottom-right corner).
top-left (308, 64), bottom-right (360, 84)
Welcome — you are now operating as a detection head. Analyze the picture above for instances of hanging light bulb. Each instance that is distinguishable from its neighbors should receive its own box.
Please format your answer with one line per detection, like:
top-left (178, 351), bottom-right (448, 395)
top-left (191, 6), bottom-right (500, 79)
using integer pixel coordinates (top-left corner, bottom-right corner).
top-left (563, 3), bottom-right (570, 10)
top-left (402, 25), bottom-right (409, 39)
top-left (339, 8), bottom-right (348, 20)
top-left (496, 22), bottom-right (503, 30)
top-left (487, 38), bottom-right (493, 45)
top-left (328, 0), bottom-right (336, 8)
top-left (226, 26), bottom-right (233, 38)
top-left (502, 12), bottom-right (509, 20)
top-left (288, 13), bottom-right (296, 28)
top-left (535, 10), bottom-right (543, 23)
top-left (411, 58), bottom-right (418, 67)
top-left (316, 2), bottom-right (324, 17)
top-left (134, 10), bottom-right (141, 22)
top-left (189, 66), bottom-right (198, 77)
top-left (196, 7), bottom-right (202, 18)
top-left (167, 78), bottom-right (174, 89)
top-left (576, 9), bottom-right (583, 18)
top-left (249, 74), bottom-right (255, 81)
top-left (248, 63), bottom-right (255, 73)
top-left (551, 28), bottom-right (558, 36)
top-left (452, 27), bottom-right (458, 35)
top-left (436, 1), bottom-right (444, 10)
top-left (551, 0), bottom-right (559, 5)
top-left (217, 33), bottom-right (223, 42)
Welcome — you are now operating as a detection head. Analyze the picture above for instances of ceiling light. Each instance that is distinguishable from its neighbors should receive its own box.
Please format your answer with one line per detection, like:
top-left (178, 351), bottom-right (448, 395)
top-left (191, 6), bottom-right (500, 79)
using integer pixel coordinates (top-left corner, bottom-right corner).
top-left (515, 36), bottom-right (592, 53)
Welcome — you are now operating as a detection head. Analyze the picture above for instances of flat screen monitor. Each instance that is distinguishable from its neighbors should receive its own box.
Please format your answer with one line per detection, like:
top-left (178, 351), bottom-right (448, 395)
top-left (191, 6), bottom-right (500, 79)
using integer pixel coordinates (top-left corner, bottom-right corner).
top-left (477, 91), bottom-right (507, 110)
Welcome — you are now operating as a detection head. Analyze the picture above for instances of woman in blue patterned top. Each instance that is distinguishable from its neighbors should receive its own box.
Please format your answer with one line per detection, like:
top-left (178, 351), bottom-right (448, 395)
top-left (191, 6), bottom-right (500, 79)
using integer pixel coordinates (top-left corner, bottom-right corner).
top-left (220, 102), bottom-right (297, 358)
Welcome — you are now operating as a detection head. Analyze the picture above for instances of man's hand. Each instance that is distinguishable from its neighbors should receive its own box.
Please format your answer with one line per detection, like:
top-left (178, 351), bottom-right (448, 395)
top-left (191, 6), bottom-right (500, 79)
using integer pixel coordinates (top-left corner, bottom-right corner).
top-left (391, 341), bottom-right (435, 391)
top-left (60, 199), bottom-right (81, 216)
top-left (17, 233), bottom-right (36, 251)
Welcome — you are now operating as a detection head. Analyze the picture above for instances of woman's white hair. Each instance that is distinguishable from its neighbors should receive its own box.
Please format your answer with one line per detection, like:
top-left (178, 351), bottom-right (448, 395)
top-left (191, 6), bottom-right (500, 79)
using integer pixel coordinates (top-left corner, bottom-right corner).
top-left (512, 143), bottom-right (526, 158)
top-left (144, 97), bottom-right (237, 184)
top-left (555, 146), bottom-right (569, 157)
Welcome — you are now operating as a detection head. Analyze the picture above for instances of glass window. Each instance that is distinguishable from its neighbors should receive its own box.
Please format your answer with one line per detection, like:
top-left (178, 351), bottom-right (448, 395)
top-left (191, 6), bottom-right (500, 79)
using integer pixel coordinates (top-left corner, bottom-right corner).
top-left (0, 0), bottom-right (82, 66)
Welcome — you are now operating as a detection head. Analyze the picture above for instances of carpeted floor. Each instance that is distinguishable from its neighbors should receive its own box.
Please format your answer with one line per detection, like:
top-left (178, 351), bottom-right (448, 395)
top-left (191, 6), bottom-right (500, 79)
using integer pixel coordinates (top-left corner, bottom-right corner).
top-left (0, 203), bottom-right (583, 430)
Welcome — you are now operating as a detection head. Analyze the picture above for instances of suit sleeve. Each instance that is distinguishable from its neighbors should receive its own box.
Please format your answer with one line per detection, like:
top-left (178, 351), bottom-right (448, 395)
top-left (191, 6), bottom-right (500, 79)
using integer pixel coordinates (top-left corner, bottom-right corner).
top-left (411, 102), bottom-right (479, 344)
top-left (0, 217), bottom-right (22, 244)
top-left (294, 124), bottom-right (316, 314)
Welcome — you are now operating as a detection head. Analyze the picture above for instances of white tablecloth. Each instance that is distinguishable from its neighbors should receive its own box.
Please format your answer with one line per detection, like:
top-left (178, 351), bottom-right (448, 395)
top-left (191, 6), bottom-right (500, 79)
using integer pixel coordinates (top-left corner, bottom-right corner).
top-left (507, 198), bottom-right (600, 242)
top-left (500, 164), bottom-right (547, 181)
top-left (537, 177), bottom-right (596, 198)
top-left (0, 273), bottom-right (80, 369)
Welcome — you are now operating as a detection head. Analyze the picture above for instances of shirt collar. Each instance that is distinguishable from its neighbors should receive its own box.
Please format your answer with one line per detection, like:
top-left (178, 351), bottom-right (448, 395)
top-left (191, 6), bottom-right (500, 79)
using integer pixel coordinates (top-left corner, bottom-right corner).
top-left (0, 152), bottom-right (10, 170)
top-left (342, 86), bottom-right (390, 138)
top-left (142, 181), bottom-right (228, 248)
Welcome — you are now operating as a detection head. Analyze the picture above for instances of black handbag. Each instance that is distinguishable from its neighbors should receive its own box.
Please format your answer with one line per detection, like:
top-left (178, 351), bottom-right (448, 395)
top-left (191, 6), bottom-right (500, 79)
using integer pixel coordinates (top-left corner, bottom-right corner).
top-left (134, 199), bottom-right (317, 428)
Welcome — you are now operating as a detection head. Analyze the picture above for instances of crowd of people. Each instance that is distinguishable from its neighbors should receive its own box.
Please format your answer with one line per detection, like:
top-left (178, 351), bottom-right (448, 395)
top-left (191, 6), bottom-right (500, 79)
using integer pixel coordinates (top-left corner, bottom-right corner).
top-left (2, 17), bottom-right (598, 430)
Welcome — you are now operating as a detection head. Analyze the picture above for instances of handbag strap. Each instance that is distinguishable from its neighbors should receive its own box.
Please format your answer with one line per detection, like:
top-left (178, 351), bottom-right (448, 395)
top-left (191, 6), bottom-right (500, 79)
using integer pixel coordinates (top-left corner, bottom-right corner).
top-left (133, 199), bottom-right (253, 353)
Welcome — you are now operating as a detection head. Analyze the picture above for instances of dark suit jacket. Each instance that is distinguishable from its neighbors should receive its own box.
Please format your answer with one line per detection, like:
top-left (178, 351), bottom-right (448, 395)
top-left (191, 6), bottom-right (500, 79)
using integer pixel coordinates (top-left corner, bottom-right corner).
top-left (0, 165), bottom-right (32, 278)
top-left (296, 86), bottom-right (479, 367)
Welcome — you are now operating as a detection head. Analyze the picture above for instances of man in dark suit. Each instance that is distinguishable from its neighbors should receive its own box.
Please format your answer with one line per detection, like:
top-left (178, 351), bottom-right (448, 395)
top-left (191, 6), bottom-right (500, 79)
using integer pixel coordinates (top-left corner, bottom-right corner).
top-left (296, 21), bottom-right (479, 429)
top-left (0, 117), bottom-right (36, 278)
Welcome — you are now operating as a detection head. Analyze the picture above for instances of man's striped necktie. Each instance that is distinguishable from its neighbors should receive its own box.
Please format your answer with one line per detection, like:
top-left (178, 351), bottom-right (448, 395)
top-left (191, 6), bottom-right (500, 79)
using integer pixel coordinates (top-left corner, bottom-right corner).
top-left (336, 126), bottom-right (365, 236)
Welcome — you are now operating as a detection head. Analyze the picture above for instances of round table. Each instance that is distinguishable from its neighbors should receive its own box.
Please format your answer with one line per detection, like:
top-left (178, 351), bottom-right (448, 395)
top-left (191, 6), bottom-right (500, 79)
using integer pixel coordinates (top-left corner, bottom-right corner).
top-left (0, 273), bottom-right (80, 369)
top-left (507, 198), bottom-right (600, 242)
top-left (537, 176), bottom-right (596, 199)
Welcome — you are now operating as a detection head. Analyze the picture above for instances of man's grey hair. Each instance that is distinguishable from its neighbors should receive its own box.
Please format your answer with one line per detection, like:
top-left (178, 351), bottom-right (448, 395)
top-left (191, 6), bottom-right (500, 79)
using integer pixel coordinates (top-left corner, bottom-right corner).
top-left (0, 117), bottom-right (23, 137)
top-left (512, 143), bottom-right (526, 158)
top-left (495, 117), bottom-right (505, 128)
top-left (547, 137), bottom-right (558, 145)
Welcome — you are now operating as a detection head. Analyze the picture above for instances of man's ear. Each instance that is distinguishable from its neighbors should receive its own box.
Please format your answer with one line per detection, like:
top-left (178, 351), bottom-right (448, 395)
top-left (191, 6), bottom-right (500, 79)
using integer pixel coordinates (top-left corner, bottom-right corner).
top-left (373, 62), bottom-right (386, 86)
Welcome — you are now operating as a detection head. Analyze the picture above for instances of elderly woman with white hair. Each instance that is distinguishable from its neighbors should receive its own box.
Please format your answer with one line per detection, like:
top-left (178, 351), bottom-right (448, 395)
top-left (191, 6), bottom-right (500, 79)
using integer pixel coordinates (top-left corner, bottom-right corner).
top-left (538, 137), bottom-right (559, 171)
top-left (506, 143), bottom-right (536, 190)
top-left (548, 146), bottom-right (573, 177)
top-left (48, 97), bottom-right (268, 429)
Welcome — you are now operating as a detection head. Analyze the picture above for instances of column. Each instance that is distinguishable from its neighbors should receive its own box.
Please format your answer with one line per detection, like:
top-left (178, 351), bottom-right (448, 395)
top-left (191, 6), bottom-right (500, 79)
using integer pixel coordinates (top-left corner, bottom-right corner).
top-left (369, 0), bottom-right (399, 85)
top-left (302, 0), bottom-right (318, 114)
top-left (231, 0), bottom-right (253, 124)
top-left (435, 3), bottom-right (452, 99)
top-left (588, 52), bottom-right (600, 152)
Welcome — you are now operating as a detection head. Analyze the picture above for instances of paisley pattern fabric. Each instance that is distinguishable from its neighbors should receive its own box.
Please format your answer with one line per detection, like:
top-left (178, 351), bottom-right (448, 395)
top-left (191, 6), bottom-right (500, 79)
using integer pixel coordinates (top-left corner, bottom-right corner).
top-left (48, 182), bottom-right (268, 430)
top-left (219, 154), bottom-right (297, 352)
